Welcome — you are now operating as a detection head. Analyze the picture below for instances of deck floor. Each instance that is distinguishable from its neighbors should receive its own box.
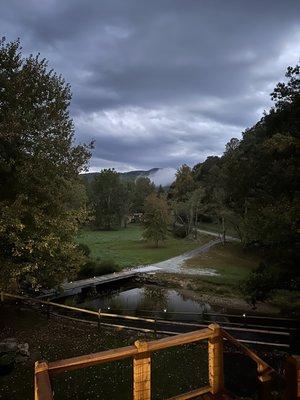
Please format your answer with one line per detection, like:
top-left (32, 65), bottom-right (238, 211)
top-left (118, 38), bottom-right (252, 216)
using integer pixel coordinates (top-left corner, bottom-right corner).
top-left (198, 392), bottom-right (236, 399)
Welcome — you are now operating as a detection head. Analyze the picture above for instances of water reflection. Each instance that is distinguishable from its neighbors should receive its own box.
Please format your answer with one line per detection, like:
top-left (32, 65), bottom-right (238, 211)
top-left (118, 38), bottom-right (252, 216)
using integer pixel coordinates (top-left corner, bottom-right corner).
top-left (76, 284), bottom-right (212, 321)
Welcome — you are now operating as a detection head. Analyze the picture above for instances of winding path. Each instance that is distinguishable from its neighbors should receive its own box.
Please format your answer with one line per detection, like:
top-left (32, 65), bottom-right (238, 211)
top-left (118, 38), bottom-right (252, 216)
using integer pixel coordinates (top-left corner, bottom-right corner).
top-left (148, 238), bottom-right (221, 275)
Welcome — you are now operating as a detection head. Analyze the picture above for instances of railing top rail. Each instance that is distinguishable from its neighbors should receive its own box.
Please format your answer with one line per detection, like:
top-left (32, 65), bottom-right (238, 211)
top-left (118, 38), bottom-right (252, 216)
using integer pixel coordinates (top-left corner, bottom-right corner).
top-left (48, 327), bottom-right (214, 375)
top-left (1, 292), bottom-right (157, 323)
top-left (48, 344), bottom-right (138, 375)
top-left (221, 329), bottom-right (275, 373)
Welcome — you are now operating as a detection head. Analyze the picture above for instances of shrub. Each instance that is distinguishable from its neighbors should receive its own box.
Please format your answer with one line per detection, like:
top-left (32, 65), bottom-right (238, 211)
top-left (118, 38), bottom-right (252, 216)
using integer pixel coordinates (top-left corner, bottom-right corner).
top-left (77, 259), bottom-right (119, 279)
top-left (199, 214), bottom-right (214, 223)
top-left (95, 259), bottom-right (119, 275)
top-left (241, 262), bottom-right (275, 309)
top-left (173, 225), bottom-right (187, 238)
top-left (76, 243), bottom-right (91, 257)
top-left (77, 260), bottom-right (96, 279)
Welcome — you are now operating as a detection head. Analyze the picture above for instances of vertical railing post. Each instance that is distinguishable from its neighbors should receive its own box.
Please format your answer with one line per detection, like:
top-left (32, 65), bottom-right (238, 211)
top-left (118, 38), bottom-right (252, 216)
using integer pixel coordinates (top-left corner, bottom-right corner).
top-left (133, 340), bottom-right (151, 400)
top-left (46, 298), bottom-right (50, 320)
top-left (98, 308), bottom-right (101, 330)
top-left (208, 323), bottom-right (224, 394)
top-left (34, 361), bottom-right (53, 400)
top-left (257, 363), bottom-right (272, 400)
top-left (284, 355), bottom-right (300, 400)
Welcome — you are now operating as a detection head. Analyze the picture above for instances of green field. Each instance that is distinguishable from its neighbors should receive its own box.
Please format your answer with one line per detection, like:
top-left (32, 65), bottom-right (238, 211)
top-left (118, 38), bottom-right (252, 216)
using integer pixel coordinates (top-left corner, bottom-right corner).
top-left (77, 225), bottom-right (211, 268)
top-left (184, 242), bottom-right (260, 285)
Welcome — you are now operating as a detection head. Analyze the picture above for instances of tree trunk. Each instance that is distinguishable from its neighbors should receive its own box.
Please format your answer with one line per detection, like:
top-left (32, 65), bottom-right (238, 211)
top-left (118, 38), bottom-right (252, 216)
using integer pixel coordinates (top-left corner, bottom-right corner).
top-left (221, 216), bottom-right (226, 244)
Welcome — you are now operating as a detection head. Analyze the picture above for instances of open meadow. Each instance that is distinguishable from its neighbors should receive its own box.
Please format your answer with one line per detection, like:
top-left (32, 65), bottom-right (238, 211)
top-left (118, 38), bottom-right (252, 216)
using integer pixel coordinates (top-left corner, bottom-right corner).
top-left (77, 224), bottom-right (211, 268)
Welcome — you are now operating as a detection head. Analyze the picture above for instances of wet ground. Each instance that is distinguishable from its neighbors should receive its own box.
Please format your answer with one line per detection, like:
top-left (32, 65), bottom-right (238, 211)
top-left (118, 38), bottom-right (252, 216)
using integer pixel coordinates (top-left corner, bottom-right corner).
top-left (147, 239), bottom-right (221, 276)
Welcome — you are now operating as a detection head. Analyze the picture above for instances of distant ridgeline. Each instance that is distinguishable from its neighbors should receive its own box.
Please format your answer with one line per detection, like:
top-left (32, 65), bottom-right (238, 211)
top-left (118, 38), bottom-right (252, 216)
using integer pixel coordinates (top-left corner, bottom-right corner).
top-left (81, 168), bottom-right (173, 187)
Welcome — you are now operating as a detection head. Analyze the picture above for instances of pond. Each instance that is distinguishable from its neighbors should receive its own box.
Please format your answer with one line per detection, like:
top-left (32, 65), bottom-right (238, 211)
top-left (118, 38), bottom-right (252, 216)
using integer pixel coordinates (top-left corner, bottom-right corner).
top-left (74, 283), bottom-right (214, 322)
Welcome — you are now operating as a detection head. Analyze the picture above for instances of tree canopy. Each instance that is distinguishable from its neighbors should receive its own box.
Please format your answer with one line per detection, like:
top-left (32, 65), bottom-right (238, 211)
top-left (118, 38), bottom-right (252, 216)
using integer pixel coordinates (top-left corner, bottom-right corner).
top-left (143, 193), bottom-right (169, 247)
top-left (0, 39), bottom-right (91, 291)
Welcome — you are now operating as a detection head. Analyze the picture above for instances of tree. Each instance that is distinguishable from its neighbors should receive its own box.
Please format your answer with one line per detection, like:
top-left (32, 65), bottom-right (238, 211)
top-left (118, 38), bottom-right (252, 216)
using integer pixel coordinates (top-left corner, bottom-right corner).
top-left (170, 164), bottom-right (196, 202)
top-left (132, 177), bottom-right (155, 213)
top-left (222, 64), bottom-right (299, 248)
top-left (142, 193), bottom-right (169, 247)
top-left (92, 169), bottom-right (126, 230)
top-left (0, 39), bottom-right (91, 292)
top-left (242, 263), bottom-right (275, 309)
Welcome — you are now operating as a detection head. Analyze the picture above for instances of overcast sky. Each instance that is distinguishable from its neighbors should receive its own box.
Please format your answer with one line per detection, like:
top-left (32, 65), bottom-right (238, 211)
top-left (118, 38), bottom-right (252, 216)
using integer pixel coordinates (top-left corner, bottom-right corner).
top-left (1, 0), bottom-right (300, 172)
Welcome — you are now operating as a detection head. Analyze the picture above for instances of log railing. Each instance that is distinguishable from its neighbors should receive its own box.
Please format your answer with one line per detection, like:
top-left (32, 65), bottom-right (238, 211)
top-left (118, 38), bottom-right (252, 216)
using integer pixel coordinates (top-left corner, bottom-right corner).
top-left (34, 324), bottom-right (222, 400)
top-left (2, 292), bottom-right (296, 399)
top-left (33, 323), bottom-right (281, 400)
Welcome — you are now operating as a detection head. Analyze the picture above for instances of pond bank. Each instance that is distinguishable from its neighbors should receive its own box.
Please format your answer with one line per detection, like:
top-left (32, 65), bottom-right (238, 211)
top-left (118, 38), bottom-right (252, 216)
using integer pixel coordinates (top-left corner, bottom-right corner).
top-left (138, 273), bottom-right (281, 316)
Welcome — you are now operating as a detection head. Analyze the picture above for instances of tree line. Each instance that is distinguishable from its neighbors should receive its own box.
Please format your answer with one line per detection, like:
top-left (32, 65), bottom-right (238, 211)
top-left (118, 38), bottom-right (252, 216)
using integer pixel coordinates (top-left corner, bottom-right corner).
top-left (84, 169), bottom-right (158, 230)
top-left (168, 65), bottom-right (299, 305)
top-left (0, 38), bottom-right (298, 301)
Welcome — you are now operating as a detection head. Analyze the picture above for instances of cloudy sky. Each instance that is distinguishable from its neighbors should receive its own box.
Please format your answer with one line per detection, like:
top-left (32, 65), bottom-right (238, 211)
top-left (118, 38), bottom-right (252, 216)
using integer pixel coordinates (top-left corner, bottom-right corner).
top-left (1, 0), bottom-right (300, 172)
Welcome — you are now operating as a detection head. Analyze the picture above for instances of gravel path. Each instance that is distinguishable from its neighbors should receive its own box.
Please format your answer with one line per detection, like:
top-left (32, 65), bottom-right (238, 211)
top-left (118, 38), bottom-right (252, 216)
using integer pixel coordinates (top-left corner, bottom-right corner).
top-left (147, 238), bottom-right (222, 276)
top-left (196, 228), bottom-right (240, 242)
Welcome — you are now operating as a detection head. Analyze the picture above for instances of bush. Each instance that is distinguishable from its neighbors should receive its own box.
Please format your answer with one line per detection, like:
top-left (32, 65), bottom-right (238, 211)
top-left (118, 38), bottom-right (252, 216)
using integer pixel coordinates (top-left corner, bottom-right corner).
top-left (198, 214), bottom-right (214, 223)
top-left (77, 260), bottom-right (96, 279)
top-left (241, 262), bottom-right (275, 309)
top-left (95, 259), bottom-right (120, 275)
top-left (76, 243), bottom-right (91, 257)
top-left (173, 225), bottom-right (187, 238)
top-left (77, 259), bottom-right (119, 279)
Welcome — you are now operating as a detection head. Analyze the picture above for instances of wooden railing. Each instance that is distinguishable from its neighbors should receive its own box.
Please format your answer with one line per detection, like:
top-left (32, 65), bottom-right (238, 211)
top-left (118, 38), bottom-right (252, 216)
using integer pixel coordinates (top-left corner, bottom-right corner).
top-left (2, 291), bottom-right (297, 399)
top-left (34, 324), bottom-right (221, 400)
top-left (33, 323), bottom-right (280, 400)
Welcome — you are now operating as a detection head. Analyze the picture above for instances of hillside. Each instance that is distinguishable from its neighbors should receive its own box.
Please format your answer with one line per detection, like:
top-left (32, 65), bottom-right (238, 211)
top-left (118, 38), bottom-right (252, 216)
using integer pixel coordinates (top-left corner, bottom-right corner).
top-left (81, 167), bottom-right (175, 187)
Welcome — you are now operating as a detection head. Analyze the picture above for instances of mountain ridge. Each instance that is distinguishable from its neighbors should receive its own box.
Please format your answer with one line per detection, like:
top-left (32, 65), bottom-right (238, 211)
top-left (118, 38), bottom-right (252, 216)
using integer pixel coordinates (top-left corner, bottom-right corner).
top-left (81, 167), bottom-right (175, 187)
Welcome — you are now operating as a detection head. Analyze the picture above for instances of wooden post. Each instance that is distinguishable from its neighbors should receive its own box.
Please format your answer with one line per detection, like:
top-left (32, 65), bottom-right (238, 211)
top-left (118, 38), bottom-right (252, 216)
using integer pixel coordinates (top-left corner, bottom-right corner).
top-left (257, 363), bottom-right (272, 400)
top-left (46, 298), bottom-right (50, 320)
top-left (98, 308), bottom-right (101, 330)
top-left (133, 340), bottom-right (151, 400)
top-left (284, 355), bottom-right (300, 400)
top-left (208, 324), bottom-right (224, 394)
top-left (35, 361), bottom-right (53, 400)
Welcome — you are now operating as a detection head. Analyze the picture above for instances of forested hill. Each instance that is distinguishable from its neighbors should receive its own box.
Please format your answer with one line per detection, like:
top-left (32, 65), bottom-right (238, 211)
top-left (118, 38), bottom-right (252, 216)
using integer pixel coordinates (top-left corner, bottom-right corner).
top-left (82, 168), bottom-right (160, 184)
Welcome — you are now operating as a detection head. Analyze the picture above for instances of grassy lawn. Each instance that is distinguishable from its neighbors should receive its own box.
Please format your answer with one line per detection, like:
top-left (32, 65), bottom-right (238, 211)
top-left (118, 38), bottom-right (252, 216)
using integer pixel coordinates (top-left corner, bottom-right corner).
top-left (77, 224), bottom-right (211, 268)
top-left (184, 242), bottom-right (260, 286)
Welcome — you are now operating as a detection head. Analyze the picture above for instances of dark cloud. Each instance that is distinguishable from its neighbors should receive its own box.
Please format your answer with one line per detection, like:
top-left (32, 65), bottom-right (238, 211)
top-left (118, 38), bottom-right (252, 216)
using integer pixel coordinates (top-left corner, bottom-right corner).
top-left (1, 0), bottom-right (300, 171)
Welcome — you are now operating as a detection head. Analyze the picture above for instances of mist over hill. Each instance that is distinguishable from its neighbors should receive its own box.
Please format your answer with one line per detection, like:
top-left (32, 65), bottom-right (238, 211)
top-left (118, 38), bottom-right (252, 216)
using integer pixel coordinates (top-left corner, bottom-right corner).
top-left (82, 167), bottom-right (176, 187)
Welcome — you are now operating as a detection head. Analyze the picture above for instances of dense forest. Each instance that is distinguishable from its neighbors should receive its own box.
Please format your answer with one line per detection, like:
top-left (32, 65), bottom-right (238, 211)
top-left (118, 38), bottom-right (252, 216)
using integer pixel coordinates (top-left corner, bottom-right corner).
top-left (0, 39), bottom-right (299, 307)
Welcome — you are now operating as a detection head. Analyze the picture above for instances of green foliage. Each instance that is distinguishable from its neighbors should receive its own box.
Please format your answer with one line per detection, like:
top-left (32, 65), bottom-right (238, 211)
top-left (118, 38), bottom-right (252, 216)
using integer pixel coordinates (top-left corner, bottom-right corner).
top-left (143, 193), bottom-right (170, 247)
top-left (242, 263), bottom-right (276, 309)
top-left (132, 177), bottom-right (155, 213)
top-left (169, 164), bottom-right (196, 202)
top-left (0, 39), bottom-right (91, 291)
top-left (173, 225), bottom-right (188, 238)
top-left (76, 243), bottom-right (91, 257)
top-left (77, 259), bottom-right (119, 279)
top-left (89, 170), bottom-right (154, 230)
top-left (92, 169), bottom-right (126, 230)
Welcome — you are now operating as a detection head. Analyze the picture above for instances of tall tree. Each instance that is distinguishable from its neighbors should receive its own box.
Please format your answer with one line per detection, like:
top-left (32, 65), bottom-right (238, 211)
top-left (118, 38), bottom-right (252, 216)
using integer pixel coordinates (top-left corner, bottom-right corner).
top-left (170, 164), bottom-right (196, 202)
top-left (132, 177), bottom-right (155, 213)
top-left (92, 169), bottom-right (125, 230)
top-left (0, 39), bottom-right (91, 291)
top-left (143, 193), bottom-right (169, 247)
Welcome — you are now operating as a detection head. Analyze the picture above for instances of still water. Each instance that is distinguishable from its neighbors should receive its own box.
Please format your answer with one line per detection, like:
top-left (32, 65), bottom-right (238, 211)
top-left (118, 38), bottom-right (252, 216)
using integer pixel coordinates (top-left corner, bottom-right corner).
top-left (75, 283), bottom-right (213, 321)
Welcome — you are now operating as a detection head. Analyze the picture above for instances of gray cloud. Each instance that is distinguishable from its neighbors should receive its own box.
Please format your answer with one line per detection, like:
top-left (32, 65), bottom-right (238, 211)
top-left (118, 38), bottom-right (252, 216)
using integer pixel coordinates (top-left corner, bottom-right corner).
top-left (1, 0), bottom-right (300, 171)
